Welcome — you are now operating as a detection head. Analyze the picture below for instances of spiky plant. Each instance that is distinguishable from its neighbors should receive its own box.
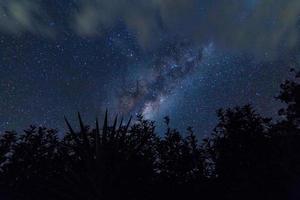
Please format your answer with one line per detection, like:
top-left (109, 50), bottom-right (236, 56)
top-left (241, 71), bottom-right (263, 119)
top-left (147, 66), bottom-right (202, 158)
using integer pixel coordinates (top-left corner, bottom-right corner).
top-left (60, 112), bottom-right (158, 200)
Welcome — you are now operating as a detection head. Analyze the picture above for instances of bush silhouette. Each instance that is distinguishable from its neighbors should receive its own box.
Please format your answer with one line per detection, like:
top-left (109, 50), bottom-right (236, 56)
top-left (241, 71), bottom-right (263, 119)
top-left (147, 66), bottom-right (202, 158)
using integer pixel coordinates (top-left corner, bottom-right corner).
top-left (0, 70), bottom-right (299, 200)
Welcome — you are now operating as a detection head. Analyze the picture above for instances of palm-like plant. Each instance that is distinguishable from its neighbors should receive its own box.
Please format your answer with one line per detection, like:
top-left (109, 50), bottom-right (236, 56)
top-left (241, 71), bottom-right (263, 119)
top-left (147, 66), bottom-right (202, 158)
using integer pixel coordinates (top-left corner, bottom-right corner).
top-left (60, 112), bottom-right (158, 200)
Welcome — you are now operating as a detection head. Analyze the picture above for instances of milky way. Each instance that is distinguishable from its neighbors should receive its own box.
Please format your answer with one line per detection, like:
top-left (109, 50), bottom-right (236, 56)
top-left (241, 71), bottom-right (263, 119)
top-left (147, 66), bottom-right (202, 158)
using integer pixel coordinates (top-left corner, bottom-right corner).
top-left (116, 40), bottom-right (202, 116)
top-left (0, 0), bottom-right (299, 136)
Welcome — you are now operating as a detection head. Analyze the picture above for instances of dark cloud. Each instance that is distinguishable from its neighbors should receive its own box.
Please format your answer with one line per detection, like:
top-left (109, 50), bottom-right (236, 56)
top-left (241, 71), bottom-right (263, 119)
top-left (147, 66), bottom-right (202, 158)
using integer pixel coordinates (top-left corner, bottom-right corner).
top-left (73, 0), bottom-right (300, 56)
top-left (0, 0), bottom-right (54, 36)
top-left (0, 0), bottom-right (299, 56)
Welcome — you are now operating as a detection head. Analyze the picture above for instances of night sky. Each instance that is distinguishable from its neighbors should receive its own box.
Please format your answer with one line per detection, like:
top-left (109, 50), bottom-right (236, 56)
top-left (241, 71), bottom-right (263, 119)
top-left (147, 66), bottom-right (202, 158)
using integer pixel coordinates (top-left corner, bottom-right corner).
top-left (0, 0), bottom-right (300, 136)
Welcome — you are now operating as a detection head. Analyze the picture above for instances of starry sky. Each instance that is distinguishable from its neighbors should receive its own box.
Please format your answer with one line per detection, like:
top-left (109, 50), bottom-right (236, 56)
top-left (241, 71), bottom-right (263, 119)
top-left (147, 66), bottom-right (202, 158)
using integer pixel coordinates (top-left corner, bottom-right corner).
top-left (0, 0), bottom-right (300, 136)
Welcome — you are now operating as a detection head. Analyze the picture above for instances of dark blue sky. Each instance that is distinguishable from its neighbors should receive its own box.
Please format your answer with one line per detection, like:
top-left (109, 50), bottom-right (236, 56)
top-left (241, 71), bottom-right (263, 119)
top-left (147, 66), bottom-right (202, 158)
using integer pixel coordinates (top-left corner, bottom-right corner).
top-left (0, 0), bottom-right (299, 136)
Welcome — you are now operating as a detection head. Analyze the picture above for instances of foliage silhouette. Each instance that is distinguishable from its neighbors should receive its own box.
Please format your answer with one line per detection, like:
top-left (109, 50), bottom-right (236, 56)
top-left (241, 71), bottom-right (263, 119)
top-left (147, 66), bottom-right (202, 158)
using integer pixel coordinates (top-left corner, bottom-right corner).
top-left (0, 70), bottom-right (299, 200)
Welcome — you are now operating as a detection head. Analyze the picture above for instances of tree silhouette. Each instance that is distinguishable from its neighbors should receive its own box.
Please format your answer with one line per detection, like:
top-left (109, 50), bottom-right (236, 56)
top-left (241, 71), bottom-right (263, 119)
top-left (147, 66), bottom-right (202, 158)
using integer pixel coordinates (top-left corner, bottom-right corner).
top-left (273, 69), bottom-right (300, 199)
top-left (0, 70), bottom-right (299, 199)
top-left (203, 105), bottom-right (293, 199)
top-left (156, 121), bottom-right (206, 199)
top-left (277, 69), bottom-right (300, 127)
top-left (0, 126), bottom-right (62, 200)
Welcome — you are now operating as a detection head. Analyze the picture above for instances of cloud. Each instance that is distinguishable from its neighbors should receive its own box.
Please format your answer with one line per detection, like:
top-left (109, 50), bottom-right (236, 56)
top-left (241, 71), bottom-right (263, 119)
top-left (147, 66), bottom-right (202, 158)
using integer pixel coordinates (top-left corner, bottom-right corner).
top-left (73, 0), bottom-right (200, 48)
top-left (0, 0), bottom-right (298, 56)
top-left (73, 0), bottom-right (159, 47)
top-left (73, 0), bottom-right (300, 55)
top-left (204, 0), bottom-right (300, 55)
top-left (0, 0), bottom-right (53, 36)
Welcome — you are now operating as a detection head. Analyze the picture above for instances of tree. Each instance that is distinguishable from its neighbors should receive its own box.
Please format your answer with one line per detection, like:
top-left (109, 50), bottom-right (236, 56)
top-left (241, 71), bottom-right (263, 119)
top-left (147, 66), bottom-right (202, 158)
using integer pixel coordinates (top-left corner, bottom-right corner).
top-left (204, 105), bottom-right (286, 200)
top-left (277, 69), bottom-right (300, 127)
top-left (0, 69), bottom-right (300, 200)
